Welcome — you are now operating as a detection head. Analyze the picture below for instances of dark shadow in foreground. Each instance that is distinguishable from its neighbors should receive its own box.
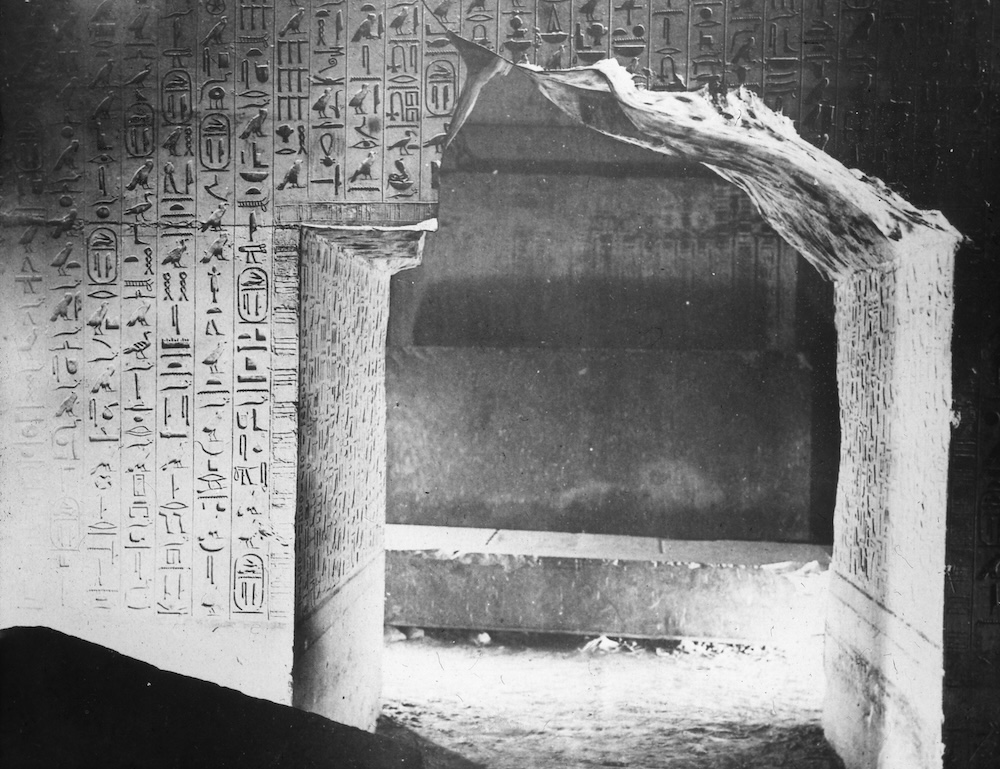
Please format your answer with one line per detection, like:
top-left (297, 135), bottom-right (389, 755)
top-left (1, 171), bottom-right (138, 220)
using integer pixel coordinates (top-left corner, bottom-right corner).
top-left (0, 626), bottom-right (421, 769)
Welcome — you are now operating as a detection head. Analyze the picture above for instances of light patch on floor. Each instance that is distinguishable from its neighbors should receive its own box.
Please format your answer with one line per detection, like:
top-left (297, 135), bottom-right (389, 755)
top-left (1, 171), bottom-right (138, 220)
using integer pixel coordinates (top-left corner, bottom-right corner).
top-left (378, 631), bottom-right (845, 768)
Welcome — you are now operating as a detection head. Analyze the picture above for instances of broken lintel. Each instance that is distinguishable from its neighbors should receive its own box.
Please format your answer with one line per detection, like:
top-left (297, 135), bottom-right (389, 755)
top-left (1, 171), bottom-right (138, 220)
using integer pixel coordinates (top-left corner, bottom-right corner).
top-left (519, 61), bottom-right (963, 280)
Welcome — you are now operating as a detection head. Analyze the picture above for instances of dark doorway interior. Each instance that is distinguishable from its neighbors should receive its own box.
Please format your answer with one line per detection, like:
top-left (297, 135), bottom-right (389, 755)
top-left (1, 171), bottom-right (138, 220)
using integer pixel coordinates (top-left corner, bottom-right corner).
top-left (385, 127), bottom-right (839, 546)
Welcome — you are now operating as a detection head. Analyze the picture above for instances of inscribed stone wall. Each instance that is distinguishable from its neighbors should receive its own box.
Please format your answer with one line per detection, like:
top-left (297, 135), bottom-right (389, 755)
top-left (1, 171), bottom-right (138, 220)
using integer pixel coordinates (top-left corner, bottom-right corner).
top-left (393, 170), bottom-right (800, 351)
top-left (296, 229), bottom-right (392, 617)
top-left (0, 0), bottom-right (301, 702)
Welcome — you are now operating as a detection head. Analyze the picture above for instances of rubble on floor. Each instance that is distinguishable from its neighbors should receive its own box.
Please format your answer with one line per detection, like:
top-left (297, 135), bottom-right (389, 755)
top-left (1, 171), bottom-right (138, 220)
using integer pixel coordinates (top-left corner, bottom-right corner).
top-left (378, 629), bottom-right (844, 769)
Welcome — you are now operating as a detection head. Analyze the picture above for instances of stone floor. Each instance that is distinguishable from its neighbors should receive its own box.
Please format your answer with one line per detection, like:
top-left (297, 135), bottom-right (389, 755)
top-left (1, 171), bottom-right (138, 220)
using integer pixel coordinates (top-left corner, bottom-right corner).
top-left (378, 630), bottom-right (845, 769)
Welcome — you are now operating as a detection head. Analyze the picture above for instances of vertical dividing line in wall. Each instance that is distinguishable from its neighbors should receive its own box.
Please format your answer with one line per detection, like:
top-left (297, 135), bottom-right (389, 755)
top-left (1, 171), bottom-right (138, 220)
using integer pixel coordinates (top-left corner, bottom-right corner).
top-left (150, 8), bottom-right (161, 621)
top-left (157, 6), bottom-right (168, 619)
top-left (233, 15), bottom-right (241, 623)
top-left (268, 0), bottom-right (278, 622)
top-left (115, 12), bottom-right (126, 612)
top-left (114, 13), bottom-right (125, 614)
top-left (191, 0), bottom-right (201, 621)
top-left (226, 85), bottom-right (233, 624)
top-left (233, 2), bottom-right (242, 621)
top-left (143, 8), bottom-right (154, 620)
top-left (227, 0), bottom-right (238, 623)
top-left (344, 1), bottom-right (352, 205)
top-left (305, 0), bottom-right (314, 209)
top-left (378, 0), bottom-right (387, 203)
top-left (77, 1), bottom-right (90, 614)
top-left (229, 0), bottom-right (240, 618)
top-left (266, 0), bottom-right (276, 620)
top-left (155, 3), bottom-right (167, 622)
top-left (179, 7), bottom-right (192, 620)
top-left (341, 0), bottom-right (350, 204)
top-left (233, 0), bottom-right (250, 622)
top-left (80, 11), bottom-right (93, 617)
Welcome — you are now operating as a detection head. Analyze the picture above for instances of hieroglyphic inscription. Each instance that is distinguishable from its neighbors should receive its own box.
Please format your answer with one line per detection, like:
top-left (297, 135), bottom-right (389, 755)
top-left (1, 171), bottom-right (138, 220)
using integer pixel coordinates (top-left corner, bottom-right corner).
top-left (834, 266), bottom-right (896, 596)
top-left (77, 0), bottom-right (124, 613)
top-left (296, 230), bottom-right (393, 614)
top-left (0, 0), bottom-right (994, 219)
top-left (0, 0), bottom-right (292, 623)
top-left (155, 4), bottom-right (197, 617)
top-left (228, 0), bottom-right (290, 618)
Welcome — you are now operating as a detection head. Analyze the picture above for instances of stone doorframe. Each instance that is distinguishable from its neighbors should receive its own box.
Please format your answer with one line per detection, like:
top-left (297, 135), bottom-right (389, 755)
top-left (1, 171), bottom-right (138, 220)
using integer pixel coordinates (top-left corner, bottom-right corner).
top-left (292, 222), bottom-right (431, 730)
top-left (823, 248), bottom-right (955, 768)
top-left (290, 148), bottom-right (959, 769)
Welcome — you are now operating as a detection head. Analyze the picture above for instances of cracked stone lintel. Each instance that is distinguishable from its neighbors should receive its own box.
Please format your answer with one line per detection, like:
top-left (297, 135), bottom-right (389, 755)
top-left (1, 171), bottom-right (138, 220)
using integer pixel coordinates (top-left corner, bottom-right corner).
top-left (506, 59), bottom-right (964, 281)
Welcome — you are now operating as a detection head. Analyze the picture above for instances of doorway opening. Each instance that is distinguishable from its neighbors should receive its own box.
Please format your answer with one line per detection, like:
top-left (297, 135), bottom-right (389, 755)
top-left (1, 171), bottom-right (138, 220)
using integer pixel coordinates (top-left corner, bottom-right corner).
top-left (292, 65), bottom-right (958, 768)
top-left (378, 114), bottom-right (841, 766)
